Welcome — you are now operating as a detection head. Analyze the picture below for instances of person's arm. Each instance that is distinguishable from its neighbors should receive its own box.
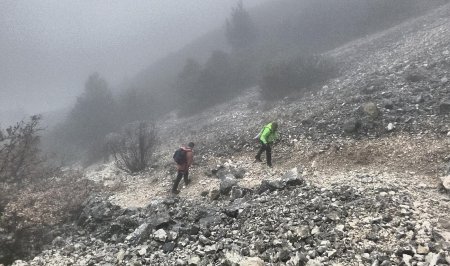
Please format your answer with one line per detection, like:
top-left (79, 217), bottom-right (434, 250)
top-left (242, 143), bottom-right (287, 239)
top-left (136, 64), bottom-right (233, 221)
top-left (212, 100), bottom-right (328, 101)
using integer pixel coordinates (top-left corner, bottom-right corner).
top-left (186, 151), bottom-right (194, 167)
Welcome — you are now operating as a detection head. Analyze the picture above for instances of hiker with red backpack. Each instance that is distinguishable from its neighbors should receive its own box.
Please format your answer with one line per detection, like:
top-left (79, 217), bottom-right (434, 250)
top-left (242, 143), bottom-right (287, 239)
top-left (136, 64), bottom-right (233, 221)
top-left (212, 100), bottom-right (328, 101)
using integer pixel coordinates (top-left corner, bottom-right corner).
top-left (172, 142), bottom-right (194, 194)
top-left (255, 122), bottom-right (279, 167)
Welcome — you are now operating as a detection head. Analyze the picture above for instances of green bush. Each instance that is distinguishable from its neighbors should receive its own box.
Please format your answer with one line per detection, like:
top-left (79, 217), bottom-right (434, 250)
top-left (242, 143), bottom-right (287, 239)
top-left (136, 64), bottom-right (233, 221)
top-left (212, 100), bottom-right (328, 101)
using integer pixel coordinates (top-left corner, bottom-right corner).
top-left (260, 54), bottom-right (336, 100)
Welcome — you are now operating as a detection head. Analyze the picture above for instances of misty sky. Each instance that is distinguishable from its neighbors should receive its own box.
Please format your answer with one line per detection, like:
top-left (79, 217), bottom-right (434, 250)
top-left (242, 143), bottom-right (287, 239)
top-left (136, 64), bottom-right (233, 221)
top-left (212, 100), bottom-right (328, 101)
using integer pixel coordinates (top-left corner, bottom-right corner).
top-left (0, 0), bottom-right (269, 115)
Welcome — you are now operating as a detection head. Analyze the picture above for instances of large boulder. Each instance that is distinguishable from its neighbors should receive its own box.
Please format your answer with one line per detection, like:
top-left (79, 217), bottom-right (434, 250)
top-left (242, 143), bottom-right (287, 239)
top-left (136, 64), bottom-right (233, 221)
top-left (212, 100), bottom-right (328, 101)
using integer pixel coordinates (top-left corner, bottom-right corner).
top-left (281, 167), bottom-right (304, 187)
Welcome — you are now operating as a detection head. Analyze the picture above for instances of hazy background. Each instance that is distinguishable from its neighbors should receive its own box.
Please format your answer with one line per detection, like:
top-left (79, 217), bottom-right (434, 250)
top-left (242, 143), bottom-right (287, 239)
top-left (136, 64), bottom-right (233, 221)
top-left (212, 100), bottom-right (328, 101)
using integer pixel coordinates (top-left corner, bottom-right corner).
top-left (0, 0), bottom-right (269, 117)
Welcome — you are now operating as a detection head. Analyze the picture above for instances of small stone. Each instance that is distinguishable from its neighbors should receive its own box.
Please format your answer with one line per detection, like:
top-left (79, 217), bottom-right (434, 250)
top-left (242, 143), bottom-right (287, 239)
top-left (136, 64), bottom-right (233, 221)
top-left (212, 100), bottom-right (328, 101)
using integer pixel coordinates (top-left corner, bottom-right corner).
top-left (441, 176), bottom-right (450, 191)
top-left (163, 242), bottom-right (175, 253)
top-left (403, 254), bottom-right (412, 266)
top-left (153, 229), bottom-right (167, 242)
top-left (204, 244), bottom-right (217, 254)
top-left (116, 249), bottom-right (126, 263)
top-left (225, 252), bottom-right (243, 265)
top-left (311, 226), bottom-right (320, 235)
top-left (335, 224), bottom-right (345, 232)
top-left (239, 257), bottom-right (265, 266)
top-left (387, 123), bottom-right (395, 131)
top-left (363, 102), bottom-right (379, 118)
top-left (175, 259), bottom-right (186, 266)
top-left (417, 244), bottom-right (429, 255)
top-left (188, 256), bottom-right (201, 265)
top-left (279, 249), bottom-right (291, 262)
top-left (138, 245), bottom-right (148, 256)
top-left (210, 189), bottom-right (220, 200)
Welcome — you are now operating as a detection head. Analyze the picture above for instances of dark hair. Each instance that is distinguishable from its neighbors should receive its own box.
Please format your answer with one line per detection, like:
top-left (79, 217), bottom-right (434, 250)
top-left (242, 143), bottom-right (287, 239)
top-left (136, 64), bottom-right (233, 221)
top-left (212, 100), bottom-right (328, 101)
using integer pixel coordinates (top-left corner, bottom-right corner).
top-left (188, 142), bottom-right (195, 148)
top-left (272, 122), bottom-right (278, 130)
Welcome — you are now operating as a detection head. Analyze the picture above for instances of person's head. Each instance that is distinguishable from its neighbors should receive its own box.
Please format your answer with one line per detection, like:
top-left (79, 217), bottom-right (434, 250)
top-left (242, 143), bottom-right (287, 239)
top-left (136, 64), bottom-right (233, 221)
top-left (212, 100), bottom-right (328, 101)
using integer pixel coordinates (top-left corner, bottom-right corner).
top-left (272, 122), bottom-right (278, 131)
top-left (188, 142), bottom-right (195, 148)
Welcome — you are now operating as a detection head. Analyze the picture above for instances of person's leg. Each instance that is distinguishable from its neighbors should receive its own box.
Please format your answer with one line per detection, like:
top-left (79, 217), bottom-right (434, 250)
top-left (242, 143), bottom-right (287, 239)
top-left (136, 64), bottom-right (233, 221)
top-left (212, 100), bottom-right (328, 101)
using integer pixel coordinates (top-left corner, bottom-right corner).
top-left (255, 143), bottom-right (266, 161)
top-left (266, 144), bottom-right (272, 167)
top-left (184, 170), bottom-right (190, 185)
top-left (172, 171), bottom-right (183, 192)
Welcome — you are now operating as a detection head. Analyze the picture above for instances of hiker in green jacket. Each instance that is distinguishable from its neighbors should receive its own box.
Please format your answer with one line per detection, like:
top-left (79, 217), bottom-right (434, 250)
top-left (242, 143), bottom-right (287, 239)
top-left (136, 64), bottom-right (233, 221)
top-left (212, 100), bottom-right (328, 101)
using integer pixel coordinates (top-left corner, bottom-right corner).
top-left (255, 122), bottom-right (279, 167)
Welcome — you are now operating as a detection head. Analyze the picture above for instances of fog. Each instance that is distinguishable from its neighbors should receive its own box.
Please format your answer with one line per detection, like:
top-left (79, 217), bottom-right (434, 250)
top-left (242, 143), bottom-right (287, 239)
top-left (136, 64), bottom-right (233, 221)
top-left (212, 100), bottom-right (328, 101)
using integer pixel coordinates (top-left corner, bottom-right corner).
top-left (0, 0), bottom-right (269, 119)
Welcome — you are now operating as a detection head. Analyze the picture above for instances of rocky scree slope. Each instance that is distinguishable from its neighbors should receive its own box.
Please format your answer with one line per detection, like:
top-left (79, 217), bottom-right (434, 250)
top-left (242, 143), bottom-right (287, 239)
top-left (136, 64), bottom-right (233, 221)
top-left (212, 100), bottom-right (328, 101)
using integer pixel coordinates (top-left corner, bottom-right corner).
top-left (97, 3), bottom-right (450, 208)
top-left (11, 172), bottom-right (450, 266)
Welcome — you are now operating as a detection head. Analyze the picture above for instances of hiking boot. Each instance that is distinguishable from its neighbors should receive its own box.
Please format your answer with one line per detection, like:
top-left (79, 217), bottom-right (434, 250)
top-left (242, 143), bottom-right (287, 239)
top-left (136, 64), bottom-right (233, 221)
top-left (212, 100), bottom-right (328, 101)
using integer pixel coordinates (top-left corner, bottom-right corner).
top-left (185, 180), bottom-right (191, 186)
top-left (171, 190), bottom-right (180, 195)
top-left (267, 164), bottom-right (273, 168)
top-left (254, 156), bottom-right (262, 163)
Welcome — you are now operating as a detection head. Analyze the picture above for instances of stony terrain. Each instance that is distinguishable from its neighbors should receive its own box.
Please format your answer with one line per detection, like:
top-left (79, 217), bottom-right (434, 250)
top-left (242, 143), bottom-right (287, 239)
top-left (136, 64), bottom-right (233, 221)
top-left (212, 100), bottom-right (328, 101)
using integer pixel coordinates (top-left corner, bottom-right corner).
top-left (7, 3), bottom-right (450, 266)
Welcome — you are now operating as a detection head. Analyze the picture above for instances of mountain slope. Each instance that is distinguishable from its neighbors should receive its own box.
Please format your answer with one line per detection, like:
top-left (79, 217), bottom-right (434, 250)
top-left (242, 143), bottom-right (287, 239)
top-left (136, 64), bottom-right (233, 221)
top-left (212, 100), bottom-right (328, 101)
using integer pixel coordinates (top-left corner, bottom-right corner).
top-left (10, 3), bottom-right (450, 266)
top-left (97, 1), bottom-right (450, 231)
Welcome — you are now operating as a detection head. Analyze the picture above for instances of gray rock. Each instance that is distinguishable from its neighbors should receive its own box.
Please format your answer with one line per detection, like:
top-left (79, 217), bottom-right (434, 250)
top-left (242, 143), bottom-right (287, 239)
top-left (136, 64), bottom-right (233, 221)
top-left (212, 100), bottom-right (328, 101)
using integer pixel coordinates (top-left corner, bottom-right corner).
top-left (188, 256), bottom-right (201, 266)
top-left (231, 186), bottom-right (245, 201)
top-left (417, 244), bottom-right (430, 255)
top-left (204, 244), bottom-right (217, 254)
top-left (440, 175), bottom-right (450, 191)
top-left (239, 257), bottom-right (265, 266)
top-left (293, 225), bottom-right (311, 240)
top-left (343, 119), bottom-right (361, 133)
top-left (387, 123), bottom-right (395, 131)
top-left (363, 102), bottom-right (380, 118)
top-left (163, 242), bottom-right (175, 253)
top-left (176, 259), bottom-right (187, 266)
top-left (153, 229), bottom-right (167, 242)
top-left (210, 189), bottom-right (220, 200)
top-left (126, 222), bottom-right (150, 243)
top-left (279, 249), bottom-right (291, 262)
top-left (225, 252), bottom-right (243, 265)
top-left (258, 180), bottom-right (285, 194)
top-left (220, 176), bottom-right (238, 195)
top-left (306, 259), bottom-right (322, 266)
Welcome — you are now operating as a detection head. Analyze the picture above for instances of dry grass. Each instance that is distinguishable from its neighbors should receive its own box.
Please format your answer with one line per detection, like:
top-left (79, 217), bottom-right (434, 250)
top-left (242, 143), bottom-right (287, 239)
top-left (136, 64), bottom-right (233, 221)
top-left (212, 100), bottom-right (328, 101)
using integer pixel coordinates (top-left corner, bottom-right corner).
top-left (1, 171), bottom-right (101, 230)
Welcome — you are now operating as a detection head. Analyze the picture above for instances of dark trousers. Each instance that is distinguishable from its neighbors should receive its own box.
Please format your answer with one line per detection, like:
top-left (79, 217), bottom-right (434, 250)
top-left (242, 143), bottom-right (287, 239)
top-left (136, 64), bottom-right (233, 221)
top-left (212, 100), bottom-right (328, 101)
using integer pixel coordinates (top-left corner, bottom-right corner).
top-left (172, 170), bottom-right (189, 192)
top-left (255, 142), bottom-right (272, 166)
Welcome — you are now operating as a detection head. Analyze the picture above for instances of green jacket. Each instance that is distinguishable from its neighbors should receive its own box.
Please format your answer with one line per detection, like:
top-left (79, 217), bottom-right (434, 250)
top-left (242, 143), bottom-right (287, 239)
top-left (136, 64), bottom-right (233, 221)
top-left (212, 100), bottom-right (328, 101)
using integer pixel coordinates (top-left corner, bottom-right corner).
top-left (259, 122), bottom-right (279, 144)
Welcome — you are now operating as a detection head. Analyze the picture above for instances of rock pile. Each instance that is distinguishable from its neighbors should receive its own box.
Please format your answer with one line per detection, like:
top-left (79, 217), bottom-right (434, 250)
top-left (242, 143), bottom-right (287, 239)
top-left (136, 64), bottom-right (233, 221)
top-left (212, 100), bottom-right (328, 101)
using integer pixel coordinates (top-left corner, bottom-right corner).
top-left (11, 172), bottom-right (450, 266)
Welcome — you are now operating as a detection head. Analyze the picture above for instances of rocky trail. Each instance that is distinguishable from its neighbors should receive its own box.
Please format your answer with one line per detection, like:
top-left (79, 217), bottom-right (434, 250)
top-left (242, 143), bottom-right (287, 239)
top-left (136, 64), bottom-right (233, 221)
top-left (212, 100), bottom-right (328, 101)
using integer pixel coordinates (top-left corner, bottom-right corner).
top-left (9, 3), bottom-right (450, 266)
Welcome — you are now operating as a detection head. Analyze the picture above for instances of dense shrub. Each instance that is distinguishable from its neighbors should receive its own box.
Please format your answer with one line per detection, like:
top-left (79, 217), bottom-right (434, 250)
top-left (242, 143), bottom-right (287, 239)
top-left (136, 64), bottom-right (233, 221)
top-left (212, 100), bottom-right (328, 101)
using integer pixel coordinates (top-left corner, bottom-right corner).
top-left (0, 115), bottom-right (53, 186)
top-left (260, 54), bottom-right (336, 100)
top-left (109, 121), bottom-right (157, 173)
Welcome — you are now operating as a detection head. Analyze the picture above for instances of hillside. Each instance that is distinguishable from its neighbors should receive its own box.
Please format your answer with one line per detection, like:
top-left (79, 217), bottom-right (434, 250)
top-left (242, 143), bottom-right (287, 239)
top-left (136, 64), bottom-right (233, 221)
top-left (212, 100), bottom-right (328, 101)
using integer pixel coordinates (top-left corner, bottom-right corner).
top-left (8, 3), bottom-right (450, 266)
top-left (124, 0), bottom-right (447, 116)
